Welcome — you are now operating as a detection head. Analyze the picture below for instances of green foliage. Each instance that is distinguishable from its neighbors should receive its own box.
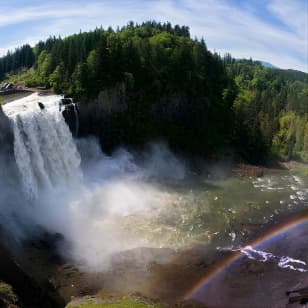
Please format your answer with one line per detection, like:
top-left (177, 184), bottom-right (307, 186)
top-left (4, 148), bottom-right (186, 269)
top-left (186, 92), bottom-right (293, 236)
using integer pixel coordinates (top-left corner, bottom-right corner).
top-left (1, 21), bottom-right (231, 154)
top-left (66, 299), bottom-right (165, 308)
top-left (1, 23), bottom-right (308, 162)
top-left (0, 44), bottom-right (34, 80)
top-left (70, 62), bottom-right (89, 96)
top-left (49, 62), bottom-right (66, 93)
top-left (37, 50), bottom-right (54, 86)
top-left (6, 68), bottom-right (41, 87)
top-left (227, 58), bottom-right (308, 162)
top-left (290, 168), bottom-right (308, 176)
top-left (0, 281), bottom-right (19, 305)
top-left (271, 113), bottom-right (308, 161)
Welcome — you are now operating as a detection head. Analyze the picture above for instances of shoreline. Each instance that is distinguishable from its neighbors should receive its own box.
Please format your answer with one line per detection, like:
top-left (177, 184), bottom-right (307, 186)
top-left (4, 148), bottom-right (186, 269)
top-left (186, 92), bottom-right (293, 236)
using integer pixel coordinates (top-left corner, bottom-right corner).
top-left (0, 87), bottom-right (55, 104)
top-left (134, 201), bottom-right (308, 306)
top-left (232, 160), bottom-right (308, 177)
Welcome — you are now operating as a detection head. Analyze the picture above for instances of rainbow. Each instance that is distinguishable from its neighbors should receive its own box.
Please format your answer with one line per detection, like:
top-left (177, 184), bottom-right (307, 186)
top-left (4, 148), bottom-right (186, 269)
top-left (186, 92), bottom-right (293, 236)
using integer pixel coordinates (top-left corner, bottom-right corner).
top-left (183, 212), bottom-right (308, 300)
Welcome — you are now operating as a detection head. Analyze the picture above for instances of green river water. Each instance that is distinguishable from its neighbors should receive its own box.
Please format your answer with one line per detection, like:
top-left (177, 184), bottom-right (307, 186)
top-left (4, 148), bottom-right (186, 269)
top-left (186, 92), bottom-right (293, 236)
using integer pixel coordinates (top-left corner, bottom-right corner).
top-left (122, 171), bottom-right (308, 250)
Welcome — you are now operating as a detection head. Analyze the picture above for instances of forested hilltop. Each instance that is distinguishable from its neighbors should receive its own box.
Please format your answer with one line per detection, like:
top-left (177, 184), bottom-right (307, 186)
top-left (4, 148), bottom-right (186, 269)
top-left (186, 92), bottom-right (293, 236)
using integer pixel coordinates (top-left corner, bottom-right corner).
top-left (1, 21), bottom-right (308, 163)
top-left (225, 58), bottom-right (308, 162)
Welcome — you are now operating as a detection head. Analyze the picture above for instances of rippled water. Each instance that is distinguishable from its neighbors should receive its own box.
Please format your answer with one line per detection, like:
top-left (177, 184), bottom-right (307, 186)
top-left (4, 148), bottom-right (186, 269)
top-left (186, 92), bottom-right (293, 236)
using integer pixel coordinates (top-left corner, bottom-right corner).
top-left (121, 172), bottom-right (308, 249)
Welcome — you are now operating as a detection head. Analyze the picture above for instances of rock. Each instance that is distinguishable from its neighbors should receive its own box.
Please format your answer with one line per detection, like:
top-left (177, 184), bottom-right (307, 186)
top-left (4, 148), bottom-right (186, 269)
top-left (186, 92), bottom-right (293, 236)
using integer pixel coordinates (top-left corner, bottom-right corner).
top-left (0, 240), bottom-right (65, 307)
top-left (287, 287), bottom-right (308, 304)
top-left (38, 102), bottom-right (45, 110)
top-left (0, 106), bottom-right (14, 155)
top-left (61, 98), bottom-right (73, 106)
top-left (177, 299), bottom-right (206, 307)
top-left (62, 103), bottom-right (79, 137)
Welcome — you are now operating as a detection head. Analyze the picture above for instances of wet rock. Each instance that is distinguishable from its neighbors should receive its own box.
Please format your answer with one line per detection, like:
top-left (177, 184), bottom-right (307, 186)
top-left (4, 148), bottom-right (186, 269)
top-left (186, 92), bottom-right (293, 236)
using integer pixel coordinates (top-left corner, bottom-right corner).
top-left (38, 102), bottom-right (45, 110)
top-left (0, 106), bottom-right (14, 155)
top-left (0, 241), bottom-right (65, 308)
top-left (177, 299), bottom-right (207, 307)
top-left (61, 98), bottom-right (73, 106)
top-left (287, 287), bottom-right (308, 304)
top-left (62, 102), bottom-right (79, 137)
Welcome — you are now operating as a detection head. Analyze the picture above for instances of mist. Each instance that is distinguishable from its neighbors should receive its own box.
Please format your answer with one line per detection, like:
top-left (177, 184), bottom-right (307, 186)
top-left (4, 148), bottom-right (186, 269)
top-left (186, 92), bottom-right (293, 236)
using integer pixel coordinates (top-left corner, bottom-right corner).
top-left (37, 139), bottom-right (187, 269)
top-left (0, 94), bottom-right (191, 271)
top-left (0, 112), bottom-right (186, 270)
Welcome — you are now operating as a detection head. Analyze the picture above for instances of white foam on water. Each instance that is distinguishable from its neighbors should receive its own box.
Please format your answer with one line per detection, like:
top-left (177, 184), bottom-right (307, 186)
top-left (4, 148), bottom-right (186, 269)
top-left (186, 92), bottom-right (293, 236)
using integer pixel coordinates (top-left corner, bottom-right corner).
top-left (217, 245), bottom-right (307, 273)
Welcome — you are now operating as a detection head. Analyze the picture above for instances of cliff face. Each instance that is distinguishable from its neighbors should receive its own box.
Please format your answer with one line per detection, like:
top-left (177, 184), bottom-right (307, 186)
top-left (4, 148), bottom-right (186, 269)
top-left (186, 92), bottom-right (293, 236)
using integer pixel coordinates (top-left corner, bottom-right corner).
top-left (0, 105), bottom-right (20, 203)
top-left (0, 106), bottom-right (13, 155)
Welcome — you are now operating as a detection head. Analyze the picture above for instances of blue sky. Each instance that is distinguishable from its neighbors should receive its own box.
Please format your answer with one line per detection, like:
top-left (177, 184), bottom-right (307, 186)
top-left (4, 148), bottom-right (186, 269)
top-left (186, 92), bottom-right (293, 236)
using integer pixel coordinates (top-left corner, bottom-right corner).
top-left (0, 0), bottom-right (307, 72)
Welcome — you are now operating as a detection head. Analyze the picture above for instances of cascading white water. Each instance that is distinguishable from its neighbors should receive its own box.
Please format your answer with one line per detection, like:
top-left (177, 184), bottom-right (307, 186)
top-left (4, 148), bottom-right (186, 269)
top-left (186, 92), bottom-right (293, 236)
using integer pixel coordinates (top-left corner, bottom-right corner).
top-left (1, 96), bottom-right (186, 268)
top-left (3, 93), bottom-right (81, 200)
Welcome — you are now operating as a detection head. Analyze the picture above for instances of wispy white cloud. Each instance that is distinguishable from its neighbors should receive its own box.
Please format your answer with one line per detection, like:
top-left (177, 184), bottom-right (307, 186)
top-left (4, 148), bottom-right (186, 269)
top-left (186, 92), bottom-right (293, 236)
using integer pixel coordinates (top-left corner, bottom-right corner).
top-left (0, 0), bottom-right (307, 72)
top-left (267, 0), bottom-right (306, 36)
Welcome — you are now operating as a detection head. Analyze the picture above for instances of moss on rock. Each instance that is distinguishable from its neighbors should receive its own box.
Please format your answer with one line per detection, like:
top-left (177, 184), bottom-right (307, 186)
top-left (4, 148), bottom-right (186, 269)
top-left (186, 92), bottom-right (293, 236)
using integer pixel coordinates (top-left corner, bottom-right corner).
top-left (0, 281), bottom-right (19, 307)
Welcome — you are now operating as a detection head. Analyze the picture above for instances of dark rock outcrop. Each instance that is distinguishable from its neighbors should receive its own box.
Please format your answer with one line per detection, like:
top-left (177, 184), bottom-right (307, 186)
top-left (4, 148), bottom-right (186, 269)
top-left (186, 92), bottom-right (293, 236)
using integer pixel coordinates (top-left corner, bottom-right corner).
top-left (62, 103), bottom-right (79, 137)
top-left (38, 102), bottom-right (45, 110)
top-left (0, 105), bottom-right (19, 196)
top-left (0, 106), bottom-right (14, 155)
top-left (0, 236), bottom-right (65, 308)
top-left (61, 98), bottom-right (80, 138)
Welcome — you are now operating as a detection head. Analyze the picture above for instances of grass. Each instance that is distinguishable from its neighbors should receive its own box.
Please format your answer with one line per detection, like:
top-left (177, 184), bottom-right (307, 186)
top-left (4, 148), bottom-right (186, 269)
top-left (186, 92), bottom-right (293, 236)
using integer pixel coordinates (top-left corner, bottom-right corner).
top-left (289, 168), bottom-right (308, 176)
top-left (0, 281), bottom-right (19, 304)
top-left (67, 299), bottom-right (165, 308)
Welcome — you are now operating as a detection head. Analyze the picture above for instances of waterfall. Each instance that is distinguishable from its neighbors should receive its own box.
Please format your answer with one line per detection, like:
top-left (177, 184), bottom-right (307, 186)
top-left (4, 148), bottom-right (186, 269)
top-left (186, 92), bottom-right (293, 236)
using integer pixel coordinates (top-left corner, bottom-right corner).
top-left (3, 93), bottom-right (81, 200)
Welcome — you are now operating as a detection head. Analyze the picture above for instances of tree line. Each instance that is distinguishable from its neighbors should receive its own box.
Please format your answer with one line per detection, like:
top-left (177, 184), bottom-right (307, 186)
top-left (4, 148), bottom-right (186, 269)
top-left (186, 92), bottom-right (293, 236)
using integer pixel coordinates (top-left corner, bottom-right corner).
top-left (0, 45), bottom-right (35, 80)
top-left (224, 58), bottom-right (308, 162)
top-left (1, 22), bottom-right (308, 163)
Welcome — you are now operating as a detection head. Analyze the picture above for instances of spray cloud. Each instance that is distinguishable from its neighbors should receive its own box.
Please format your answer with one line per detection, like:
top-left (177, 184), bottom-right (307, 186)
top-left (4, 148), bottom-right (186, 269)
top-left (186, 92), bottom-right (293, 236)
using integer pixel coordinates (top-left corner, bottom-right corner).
top-left (1, 94), bottom-right (186, 269)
